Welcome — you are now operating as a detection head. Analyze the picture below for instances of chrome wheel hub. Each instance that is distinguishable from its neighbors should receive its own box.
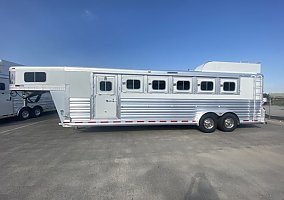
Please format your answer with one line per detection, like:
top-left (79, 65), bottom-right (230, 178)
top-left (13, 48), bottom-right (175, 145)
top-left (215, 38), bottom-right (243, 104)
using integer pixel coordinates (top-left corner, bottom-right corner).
top-left (34, 109), bottom-right (41, 116)
top-left (224, 118), bottom-right (234, 129)
top-left (22, 110), bottom-right (29, 119)
top-left (204, 118), bottom-right (214, 129)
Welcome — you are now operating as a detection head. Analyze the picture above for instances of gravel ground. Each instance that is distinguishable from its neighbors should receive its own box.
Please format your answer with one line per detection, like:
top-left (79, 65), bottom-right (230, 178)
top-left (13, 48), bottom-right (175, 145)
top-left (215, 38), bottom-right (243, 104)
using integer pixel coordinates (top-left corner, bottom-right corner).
top-left (0, 113), bottom-right (284, 200)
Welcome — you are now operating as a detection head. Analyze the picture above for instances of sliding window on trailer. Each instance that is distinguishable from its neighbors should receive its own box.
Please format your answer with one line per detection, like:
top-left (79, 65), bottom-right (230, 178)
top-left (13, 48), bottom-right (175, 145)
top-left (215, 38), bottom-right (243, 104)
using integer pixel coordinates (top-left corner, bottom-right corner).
top-left (122, 75), bottom-right (144, 93)
top-left (173, 77), bottom-right (192, 93)
top-left (147, 76), bottom-right (169, 93)
top-left (197, 78), bottom-right (216, 93)
top-left (220, 78), bottom-right (239, 94)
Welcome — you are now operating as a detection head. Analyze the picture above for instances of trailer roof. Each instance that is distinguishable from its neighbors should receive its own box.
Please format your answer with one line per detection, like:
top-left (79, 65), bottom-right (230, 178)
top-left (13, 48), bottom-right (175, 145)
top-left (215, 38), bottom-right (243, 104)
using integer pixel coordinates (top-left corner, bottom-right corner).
top-left (195, 61), bottom-right (261, 74)
top-left (10, 61), bottom-right (262, 77)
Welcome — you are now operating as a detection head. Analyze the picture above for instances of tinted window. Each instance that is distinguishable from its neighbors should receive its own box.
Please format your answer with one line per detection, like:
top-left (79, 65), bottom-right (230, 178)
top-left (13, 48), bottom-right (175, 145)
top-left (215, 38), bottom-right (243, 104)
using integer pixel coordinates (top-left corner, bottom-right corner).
top-left (223, 82), bottom-right (236, 91)
top-left (0, 83), bottom-right (5, 90)
top-left (152, 80), bottom-right (166, 90)
top-left (201, 81), bottom-right (213, 91)
top-left (24, 72), bottom-right (35, 82)
top-left (24, 72), bottom-right (46, 82)
top-left (127, 79), bottom-right (140, 89)
top-left (177, 81), bottom-right (190, 90)
top-left (35, 72), bottom-right (46, 82)
top-left (100, 81), bottom-right (112, 91)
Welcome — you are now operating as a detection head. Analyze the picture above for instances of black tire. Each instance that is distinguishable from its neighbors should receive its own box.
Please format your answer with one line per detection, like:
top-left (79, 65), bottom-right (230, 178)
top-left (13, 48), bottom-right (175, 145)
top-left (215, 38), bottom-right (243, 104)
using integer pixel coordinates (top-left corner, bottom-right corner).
top-left (217, 113), bottom-right (238, 132)
top-left (18, 107), bottom-right (31, 120)
top-left (198, 113), bottom-right (218, 133)
top-left (32, 106), bottom-right (43, 118)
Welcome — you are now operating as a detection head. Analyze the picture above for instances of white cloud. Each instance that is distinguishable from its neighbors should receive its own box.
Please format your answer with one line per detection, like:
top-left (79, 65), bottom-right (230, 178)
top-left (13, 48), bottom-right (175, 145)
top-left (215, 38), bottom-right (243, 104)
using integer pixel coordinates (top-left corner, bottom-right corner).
top-left (81, 9), bottom-right (96, 21)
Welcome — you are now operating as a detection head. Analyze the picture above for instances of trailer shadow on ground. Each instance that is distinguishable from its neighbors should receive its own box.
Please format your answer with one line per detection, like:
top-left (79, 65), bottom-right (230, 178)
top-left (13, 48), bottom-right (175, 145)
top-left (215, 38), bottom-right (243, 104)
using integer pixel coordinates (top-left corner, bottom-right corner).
top-left (76, 124), bottom-right (261, 134)
top-left (77, 124), bottom-right (198, 133)
top-left (0, 111), bottom-right (57, 126)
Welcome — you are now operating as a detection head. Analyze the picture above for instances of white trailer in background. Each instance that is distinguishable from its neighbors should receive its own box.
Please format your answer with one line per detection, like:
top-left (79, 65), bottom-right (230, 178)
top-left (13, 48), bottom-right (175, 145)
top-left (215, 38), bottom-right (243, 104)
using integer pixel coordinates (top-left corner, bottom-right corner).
top-left (9, 61), bottom-right (265, 132)
top-left (0, 59), bottom-right (55, 120)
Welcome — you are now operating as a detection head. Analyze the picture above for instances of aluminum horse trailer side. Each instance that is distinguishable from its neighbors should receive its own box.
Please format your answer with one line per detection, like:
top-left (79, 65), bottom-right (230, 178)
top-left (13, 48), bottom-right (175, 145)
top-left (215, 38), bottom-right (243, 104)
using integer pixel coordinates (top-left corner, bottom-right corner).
top-left (9, 61), bottom-right (265, 132)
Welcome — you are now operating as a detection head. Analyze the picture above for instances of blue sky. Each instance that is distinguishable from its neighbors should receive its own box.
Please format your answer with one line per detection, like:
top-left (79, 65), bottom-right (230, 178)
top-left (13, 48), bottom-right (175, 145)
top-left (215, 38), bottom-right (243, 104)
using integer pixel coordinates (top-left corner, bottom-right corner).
top-left (1, 0), bottom-right (283, 92)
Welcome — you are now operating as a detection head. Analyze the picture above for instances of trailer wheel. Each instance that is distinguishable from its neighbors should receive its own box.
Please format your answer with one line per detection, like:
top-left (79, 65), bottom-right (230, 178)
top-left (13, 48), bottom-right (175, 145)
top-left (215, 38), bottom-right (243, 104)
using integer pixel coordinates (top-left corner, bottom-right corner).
top-left (32, 106), bottom-right (43, 118)
top-left (217, 113), bottom-right (238, 132)
top-left (18, 107), bottom-right (31, 120)
top-left (198, 113), bottom-right (218, 133)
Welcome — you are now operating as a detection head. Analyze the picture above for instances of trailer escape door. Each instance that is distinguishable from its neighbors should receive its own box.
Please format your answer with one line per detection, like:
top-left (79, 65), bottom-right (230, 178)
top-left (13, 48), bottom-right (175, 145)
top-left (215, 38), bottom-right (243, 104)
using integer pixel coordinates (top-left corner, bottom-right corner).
top-left (94, 75), bottom-right (117, 119)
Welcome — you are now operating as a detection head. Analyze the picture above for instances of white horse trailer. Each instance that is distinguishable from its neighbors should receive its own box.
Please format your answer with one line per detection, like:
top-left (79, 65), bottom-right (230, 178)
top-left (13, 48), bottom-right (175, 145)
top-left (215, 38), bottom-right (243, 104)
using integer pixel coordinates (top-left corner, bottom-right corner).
top-left (9, 61), bottom-right (265, 132)
top-left (0, 59), bottom-right (55, 120)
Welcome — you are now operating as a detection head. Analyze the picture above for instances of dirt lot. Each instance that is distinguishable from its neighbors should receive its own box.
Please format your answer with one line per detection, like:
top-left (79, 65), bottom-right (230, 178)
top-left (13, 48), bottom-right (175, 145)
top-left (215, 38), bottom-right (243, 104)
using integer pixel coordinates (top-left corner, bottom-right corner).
top-left (0, 113), bottom-right (284, 200)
